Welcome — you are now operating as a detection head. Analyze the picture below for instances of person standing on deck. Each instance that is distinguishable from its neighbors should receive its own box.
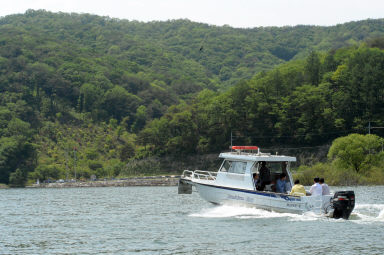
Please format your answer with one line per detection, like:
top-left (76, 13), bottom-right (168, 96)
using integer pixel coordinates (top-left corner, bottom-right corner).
top-left (259, 161), bottom-right (271, 191)
top-left (309, 177), bottom-right (322, 196)
top-left (319, 178), bottom-right (330, 195)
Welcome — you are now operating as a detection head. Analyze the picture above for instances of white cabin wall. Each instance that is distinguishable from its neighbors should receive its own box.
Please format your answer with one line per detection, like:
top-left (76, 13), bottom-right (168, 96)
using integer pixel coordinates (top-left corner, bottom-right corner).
top-left (215, 161), bottom-right (255, 190)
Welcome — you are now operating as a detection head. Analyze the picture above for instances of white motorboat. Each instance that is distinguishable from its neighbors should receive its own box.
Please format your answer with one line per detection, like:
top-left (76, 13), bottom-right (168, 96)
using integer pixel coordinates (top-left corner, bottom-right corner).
top-left (179, 146), bottom-right (355, 219)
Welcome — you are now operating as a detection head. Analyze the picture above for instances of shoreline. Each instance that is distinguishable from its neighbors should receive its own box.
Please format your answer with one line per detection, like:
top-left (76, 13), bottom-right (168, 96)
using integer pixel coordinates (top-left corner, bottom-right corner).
top-left (25, 176), bottom-right (180, 188)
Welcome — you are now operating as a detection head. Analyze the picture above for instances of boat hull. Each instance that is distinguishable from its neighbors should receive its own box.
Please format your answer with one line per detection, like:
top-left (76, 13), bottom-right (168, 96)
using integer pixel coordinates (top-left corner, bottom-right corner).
top-left (193, 181), bottom-right (331, 215)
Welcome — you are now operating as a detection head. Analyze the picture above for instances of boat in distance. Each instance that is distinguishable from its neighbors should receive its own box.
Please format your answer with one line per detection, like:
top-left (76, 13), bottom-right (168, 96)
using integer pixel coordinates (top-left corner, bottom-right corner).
top-left (178, 146), bottom-right (355, 219)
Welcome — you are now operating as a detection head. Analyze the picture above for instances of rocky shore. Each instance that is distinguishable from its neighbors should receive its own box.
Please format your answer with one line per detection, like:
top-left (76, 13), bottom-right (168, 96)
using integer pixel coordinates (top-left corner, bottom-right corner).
top-left (27, 176), bottom-right (180, 188)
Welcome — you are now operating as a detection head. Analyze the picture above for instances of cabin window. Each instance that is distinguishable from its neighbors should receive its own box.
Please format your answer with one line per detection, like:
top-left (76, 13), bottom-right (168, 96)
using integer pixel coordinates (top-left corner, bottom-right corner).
top-left (220, 160), bottom-right (231, 172)
top-left (220, 160), bottom-right (247, 174)
top-left (267, 162), bottom-right (288, 175)
top-left (228, 161), bottom-right (247, 174)
top-left (259, 161), bottom-right (291, 186)
top-left (251, 162), bottom-right (259, 174)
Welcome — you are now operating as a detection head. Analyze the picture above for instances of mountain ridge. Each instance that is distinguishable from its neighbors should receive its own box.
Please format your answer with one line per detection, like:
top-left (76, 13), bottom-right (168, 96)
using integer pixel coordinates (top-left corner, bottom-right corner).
top-left (1, 10), bottom-right (384, 185)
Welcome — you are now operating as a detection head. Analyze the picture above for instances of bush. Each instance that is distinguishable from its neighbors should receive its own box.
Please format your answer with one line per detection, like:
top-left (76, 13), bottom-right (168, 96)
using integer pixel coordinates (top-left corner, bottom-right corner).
top-left (363, 166), bottom-right (384, 184)
top-left (88, 161), bottom-right (103, 170)
top-left (9, 168), bottom-right (27, 187)
top-left (30, 165), bottom-right (61, 182)
top-left (120, 157), bottom-right (161, 176)
top-left (292, 161), bottom-right (381, 186)
top-left (85, 149), bottom-right (99, 160)
top-left (105, 160), bottom-right (124, 177)
top-left (293, 163), bottom-right (328, 185)
top-left (328, 134), bottom-right (384, 173)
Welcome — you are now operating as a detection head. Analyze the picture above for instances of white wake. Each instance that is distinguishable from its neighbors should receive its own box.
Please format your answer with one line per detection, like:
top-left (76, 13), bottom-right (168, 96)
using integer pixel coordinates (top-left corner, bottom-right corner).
top-left (189, 203), bottom-right (384, 224)
top-left (350, 203), bottom-right (384, 224)
top-left (189, 205), bottom-right (315, 220)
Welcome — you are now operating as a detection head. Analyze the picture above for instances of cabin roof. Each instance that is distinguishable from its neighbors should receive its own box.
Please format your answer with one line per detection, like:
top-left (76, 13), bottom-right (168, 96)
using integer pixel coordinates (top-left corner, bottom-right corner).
top-left (219, 152), bottom-right (296, 162)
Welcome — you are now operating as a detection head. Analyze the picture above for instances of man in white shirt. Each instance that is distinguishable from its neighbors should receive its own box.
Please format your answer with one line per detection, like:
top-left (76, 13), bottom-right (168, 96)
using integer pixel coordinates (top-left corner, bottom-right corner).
top-left (319, 178), bottom-right (330, 195)
top-left (309, 177), bottom-right (322, 196)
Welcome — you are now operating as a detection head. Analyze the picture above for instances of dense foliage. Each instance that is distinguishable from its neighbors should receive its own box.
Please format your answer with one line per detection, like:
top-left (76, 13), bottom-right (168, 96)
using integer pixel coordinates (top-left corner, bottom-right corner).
top-left (0, 10), bottom-right (384, 185)
top-left (328, 134), bottom-right (384, 173)
top-left (140, 46), bottom-right (384, 154)
top-left (294, 134), bottom-right (384, 185)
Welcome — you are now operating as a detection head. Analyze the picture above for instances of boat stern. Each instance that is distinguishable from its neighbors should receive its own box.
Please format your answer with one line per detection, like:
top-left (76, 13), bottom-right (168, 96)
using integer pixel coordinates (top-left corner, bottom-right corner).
top-left (330, 190), bottom-right (355, 219)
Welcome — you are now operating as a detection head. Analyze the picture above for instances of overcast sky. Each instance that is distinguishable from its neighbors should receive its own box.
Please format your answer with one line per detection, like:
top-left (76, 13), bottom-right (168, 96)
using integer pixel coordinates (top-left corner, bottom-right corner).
top-left (1, 0), bottom-right (383, 28)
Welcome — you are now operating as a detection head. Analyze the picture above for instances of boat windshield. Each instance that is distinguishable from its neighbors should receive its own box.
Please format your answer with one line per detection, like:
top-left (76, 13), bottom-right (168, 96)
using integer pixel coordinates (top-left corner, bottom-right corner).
top-left (251, 161), bottom-right (290, 181)
top-left (220, 160), bottom-right (247, 174)
top-left (251, 161), bottom-right (292, 191)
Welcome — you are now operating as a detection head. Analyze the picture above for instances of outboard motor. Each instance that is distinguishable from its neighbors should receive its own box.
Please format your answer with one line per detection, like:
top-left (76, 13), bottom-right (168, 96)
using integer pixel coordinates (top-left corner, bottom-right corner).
top-left (331, 191), bottom-right (355, 219)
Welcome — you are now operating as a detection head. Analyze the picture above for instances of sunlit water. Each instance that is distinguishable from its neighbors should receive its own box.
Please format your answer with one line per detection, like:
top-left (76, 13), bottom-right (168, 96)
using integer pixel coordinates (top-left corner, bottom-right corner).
top-left (1, 186), bottom-right (384, 254)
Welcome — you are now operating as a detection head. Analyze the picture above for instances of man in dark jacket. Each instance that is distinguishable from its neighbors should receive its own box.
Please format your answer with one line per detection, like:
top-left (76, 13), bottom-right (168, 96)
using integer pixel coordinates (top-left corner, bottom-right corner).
top-left (259, 161), bottom-right (271, 191)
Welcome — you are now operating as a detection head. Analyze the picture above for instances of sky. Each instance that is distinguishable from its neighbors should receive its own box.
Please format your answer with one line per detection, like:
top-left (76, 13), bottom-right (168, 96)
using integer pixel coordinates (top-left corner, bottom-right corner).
top-left (1, 0), bottom-right (383, 28)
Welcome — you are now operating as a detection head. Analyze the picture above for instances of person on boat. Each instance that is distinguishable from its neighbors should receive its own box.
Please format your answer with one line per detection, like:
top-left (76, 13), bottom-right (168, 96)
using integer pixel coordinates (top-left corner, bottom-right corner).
top-left (309, 177), bottom-right (322, 196)
top-left (319, 178), bottom-right (330, 195)
top-left (253, 173), bottom-right (262, 191)
top-left (281, 162), bottom-right (291, 192)
top-left (289, 179), bottom-right (306, 196)
top-left (259, 161), bottom-right (271, 190)
top-left (276, 173), bottom-right (288, 193)
top-left (285, 179), bottom-right (292, 192)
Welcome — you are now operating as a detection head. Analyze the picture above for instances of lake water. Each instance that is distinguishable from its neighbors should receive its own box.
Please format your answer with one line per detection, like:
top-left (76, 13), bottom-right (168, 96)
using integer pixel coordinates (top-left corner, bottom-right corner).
top-left (1, 186), bottom-right (384, 254)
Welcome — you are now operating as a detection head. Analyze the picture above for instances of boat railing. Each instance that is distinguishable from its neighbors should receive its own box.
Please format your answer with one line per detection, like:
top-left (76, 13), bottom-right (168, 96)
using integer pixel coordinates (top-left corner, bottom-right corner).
top-left (182, 170), bottom-right (217, 180)
top-left (182, 170), bottom-right (194, 179)
top-left (194, 170), bottom-right (217, 180)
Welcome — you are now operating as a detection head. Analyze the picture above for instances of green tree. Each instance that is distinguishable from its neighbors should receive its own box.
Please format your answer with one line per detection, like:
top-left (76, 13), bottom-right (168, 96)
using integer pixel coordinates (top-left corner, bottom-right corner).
top-left (328, 133), bottom-right (384, 173)
top-left (9, 168), bottom-right (27, 187)
top-left (0, 136), bottom-right (36, 184)
top-left (119, 142), bottom-right (135, 162)
top-left (331, 47), bottom-right (384, 130)
top-left (102, 86), bottom-right (141, 121)
top-left (31, 165), bottom-right (60, 181)
top-left (278, 84), bottom-right (335, 143)
top-left (131, 105), bottom-right (147, 133)
top-left (79, 83), bottom-right (103, 113)
top-left (305, 51), bottom-right (321, 85)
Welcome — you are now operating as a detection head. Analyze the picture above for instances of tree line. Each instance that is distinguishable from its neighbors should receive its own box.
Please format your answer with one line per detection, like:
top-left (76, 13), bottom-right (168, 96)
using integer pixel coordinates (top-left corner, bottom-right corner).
top-left (139, 45), bottom-right (384, 154)
top-left (0, 10), bottom-right (384, 186)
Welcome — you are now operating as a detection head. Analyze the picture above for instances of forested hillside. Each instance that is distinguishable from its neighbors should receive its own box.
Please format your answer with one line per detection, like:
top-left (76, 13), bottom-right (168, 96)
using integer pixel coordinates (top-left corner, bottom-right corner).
top-left (1, 10), bottom-right (384, 186)
top-left (140, 46), bottom-right (384, 153)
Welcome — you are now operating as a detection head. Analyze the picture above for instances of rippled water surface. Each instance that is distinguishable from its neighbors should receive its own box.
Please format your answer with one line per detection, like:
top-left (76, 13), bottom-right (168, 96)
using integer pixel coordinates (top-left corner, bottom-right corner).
top-left (1, 186), bottom-right (384, 254)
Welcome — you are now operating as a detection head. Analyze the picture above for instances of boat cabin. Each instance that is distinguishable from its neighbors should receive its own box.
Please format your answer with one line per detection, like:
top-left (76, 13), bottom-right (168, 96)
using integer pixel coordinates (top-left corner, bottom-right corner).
top-left (214, 146), bottom-right (296, 192)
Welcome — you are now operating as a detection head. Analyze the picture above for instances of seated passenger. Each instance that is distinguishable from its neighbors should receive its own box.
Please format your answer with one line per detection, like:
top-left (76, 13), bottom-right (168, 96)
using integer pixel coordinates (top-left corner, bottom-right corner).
top-left (253, 173), bottom-right (262, 191)
top-left (264, 180), bottom-right (276, 192)
top-left (275, 173), bottom-right (287, 193)
top-left (289, 179), bottom-right (306, 196)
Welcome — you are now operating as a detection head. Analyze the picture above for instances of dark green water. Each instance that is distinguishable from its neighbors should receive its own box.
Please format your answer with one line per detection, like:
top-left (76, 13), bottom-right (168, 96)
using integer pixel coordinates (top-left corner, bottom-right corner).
top-left (1, 186), bottom-right (384, 254)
